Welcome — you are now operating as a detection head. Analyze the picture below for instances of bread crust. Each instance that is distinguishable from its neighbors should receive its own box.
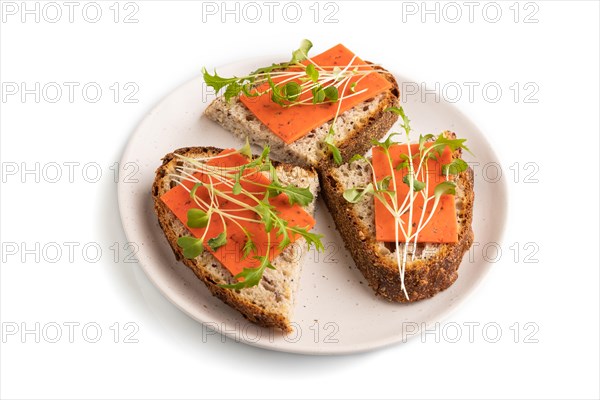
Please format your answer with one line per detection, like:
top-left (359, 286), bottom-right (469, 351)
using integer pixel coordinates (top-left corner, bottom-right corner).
top-left (319, 134), bottom-right (475, 302)
top-left (152, 147), bottom-right (318, 332)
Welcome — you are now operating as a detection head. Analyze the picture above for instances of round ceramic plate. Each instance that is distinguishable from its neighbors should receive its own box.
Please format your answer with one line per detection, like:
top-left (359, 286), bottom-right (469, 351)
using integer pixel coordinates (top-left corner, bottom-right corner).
top-left (118, 56), bottom-right (507, 355)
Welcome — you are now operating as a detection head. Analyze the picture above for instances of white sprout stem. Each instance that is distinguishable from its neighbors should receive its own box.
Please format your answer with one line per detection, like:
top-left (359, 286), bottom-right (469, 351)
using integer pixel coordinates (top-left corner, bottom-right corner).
top-left (352, 69), bottom-right (375, 86)
top-left (384, 146), bottom-right (409, 300)
top-left (399, 140), bottom-right (417, 300)
top-left (287, 88), bottom-right (369, 108)
top-left (408, 197), bottom-right (442, 241)
top-left (412, 161), bottom-right (430, 261)
top-left (173, 163), bottom-right (267, 196)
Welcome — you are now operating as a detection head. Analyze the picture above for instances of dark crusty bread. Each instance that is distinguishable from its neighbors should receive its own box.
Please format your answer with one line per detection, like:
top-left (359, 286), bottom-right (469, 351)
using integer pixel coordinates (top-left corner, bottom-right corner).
top-left (319, 131), bottom-right (475, 302)
top-left (204, 64), bottom-right (400, 167)
top-left (152, 147), bottom-right (319, 332)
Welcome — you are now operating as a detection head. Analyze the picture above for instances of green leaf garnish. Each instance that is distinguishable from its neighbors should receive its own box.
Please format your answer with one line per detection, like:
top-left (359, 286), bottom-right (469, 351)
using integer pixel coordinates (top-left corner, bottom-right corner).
top-left (282, 81), bottom-right (302, 101)
top-left (419, 134), bottom-right (435, 151)
top-left (306, 63), bottom-right (319, 82)
top-left (402, 174), bottom-right (425, 192)
top-left (292, 226), bottom-right (325, 251)
top-left (442, 159), bottom-right (469, 175)
top-left (202, 67), bottom-right (239, 93)
top-left (325, 126), bottom-right (342, 165)
top-left (186, 208), bottom-right (209, 228)
top-left (433, 135), bottom-right (473, 156)
top-left (290, 39), bottom-right (313, 64)
top-left (232, 181), bottom-right (242, 195)
top-left (255, 201), bottom-right (275, 232)
top-left (219, 255), bottom-right (276, 290)
top-left (343, 183), bottom-right (374, 203)
top-left (242, 235), bottom-right (257, 260)
top-left (371, 132), bottom-right (401, 151)
top-left (349, 154), bottom-right (365, 163)
top-left (377, 176), bottom-right (392, 191)
top-left (323, 86), bottom-right (339, 102)
top-left (385, 106), bottom-right (411, 135)
top-left (268, 182), bottom-right (314, 206)
top-left (312, 85), bottom-right (325, 104)
top-left (177, 236), bottom-right (204, 259)
top-left (238, 137), bottom-right (252, 159)
top-left (207, 232), bottom-right (227, 251)
top-left (434, 180), bottom-right (456, 198)
top-left (190, 182), bottom-right (203, 199)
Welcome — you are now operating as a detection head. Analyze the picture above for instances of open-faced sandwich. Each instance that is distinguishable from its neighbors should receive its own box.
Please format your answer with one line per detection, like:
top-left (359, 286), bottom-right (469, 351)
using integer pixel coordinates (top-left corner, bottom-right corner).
top-left (320, 108), bottom-right (475, 302)
top-left (153, 40), bottom-right (475, 331)
top-left (152, 144), bottom-right (322, 332)
top-left (203, 39), bottom-right (400, 167)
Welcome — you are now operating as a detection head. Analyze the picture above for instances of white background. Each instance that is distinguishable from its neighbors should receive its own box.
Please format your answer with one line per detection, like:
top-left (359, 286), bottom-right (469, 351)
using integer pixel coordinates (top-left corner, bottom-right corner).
top-left (1, 1), bottom-right (599, 399)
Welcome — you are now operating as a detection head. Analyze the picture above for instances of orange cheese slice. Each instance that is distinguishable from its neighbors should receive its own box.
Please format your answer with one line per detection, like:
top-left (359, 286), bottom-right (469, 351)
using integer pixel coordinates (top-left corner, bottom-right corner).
top-left (160, 150), bottom-right (316, 276)
top-left (239, 44), bottom-right (393, 144)
top-left (372, 143), bottom-right (458, 243)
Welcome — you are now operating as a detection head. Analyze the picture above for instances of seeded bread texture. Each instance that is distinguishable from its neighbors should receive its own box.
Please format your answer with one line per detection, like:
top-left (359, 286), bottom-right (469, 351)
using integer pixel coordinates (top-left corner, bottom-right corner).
top-left (319, 131), bottom-right (475, 302)
top-left (152, 147), bottom-right (319, 332)
top-left (204, 65), bottom-right (400, 167)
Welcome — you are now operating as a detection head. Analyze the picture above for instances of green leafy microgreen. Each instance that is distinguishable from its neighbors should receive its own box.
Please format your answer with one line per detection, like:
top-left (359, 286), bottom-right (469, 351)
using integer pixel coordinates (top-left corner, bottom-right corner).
top-left (268, 182), bottom-right (314, 206)
top-left (349, 154), bottom-right (365, 164)
top-left (242, 235), bottom-right (257, 260)
top-left (202, 67), bottom-right (239, 94)
top-left (312, 85), bottom-right (325, 104)
top-left (232, 181), bottom-right (242, 195)
top-left (292, 226), bottom-right (325, 251)
top-left (282, 81), bottom-right (302, 101)
top-left (325, 126), bottom-right (343, 165)
top-left (290, 39), bottom-right (313, 64)
top-left (434, 180), bottom-right (456, 198)
top-left (177, 236), bottom-right (204, 259)
top-left (377, 176), bottom-right (392, 191)
top-left (207, 232), bottom-right (227, 251)
top-left (186, 208), bottom-right (209, 228)
top-left (306, 63), bottom-right (319, 82)
top-left (419, 134), bottom-right (435, 151)
top-left (402, 174), bottom-right (425, 192)
top-left (442, 158), bottom-right (469, 175)
top-left (385, 106), bottom-right (411, 135)
top-left (277, 221), bottom-right (291, 250)
top-left (218, 256), bottom-right (275, 290)
top-left (238, 137), bottom-right (253, 159)
top-left (323, 86), bottom-right (339, 102)
top-left (343, 183), bottom-right (374, 203)
top-left (433, 134), bottom-right (473, 156)
top-left (255, 201), bottom-right (275, 232)
top-left (394, 153), bottom-right (418, 170)
top-left (371, 132), bottom-right (401, 151)
top-left (190, 182), bottom-right (203, 199)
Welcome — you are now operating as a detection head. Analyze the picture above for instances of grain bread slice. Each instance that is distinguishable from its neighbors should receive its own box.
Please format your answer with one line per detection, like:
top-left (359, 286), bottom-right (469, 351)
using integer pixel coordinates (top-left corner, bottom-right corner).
top-left (319, 131), bottom-right (475, 302)
top-left (204, 65), bottom-right (400, 167)
top-left (152, 146), bottom-right (319, 332)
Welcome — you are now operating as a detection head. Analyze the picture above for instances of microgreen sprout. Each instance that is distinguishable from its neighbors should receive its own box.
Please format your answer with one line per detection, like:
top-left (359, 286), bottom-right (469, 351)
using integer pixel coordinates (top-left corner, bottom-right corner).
top-left (171, 144), bottom-right (324, 290)
top-left (344, 107), bottom-right (472, 299)
top-left (202, 39), bottom-right (382, 165)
